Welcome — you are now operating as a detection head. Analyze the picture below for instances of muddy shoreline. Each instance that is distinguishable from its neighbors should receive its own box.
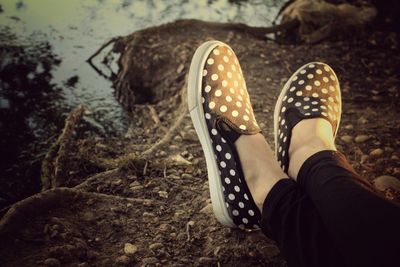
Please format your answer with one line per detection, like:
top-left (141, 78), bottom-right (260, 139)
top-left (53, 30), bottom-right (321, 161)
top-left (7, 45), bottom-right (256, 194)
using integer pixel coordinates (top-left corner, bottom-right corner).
top-left (0, 0), bottom-right (284, 211)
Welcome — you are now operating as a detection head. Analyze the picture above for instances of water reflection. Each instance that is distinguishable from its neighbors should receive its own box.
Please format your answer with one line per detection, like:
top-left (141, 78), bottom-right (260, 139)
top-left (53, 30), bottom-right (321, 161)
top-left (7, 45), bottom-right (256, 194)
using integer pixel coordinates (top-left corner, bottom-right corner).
top-left (0, 0), bottom-right (282, 208)
top-left (0, 29), bottom-right (64, 206)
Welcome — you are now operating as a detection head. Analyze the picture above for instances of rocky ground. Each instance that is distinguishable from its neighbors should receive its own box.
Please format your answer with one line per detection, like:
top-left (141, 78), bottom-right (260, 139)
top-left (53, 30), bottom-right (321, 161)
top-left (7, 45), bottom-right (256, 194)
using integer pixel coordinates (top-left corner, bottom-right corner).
top-left (0, 19), bottom-right (399, 267)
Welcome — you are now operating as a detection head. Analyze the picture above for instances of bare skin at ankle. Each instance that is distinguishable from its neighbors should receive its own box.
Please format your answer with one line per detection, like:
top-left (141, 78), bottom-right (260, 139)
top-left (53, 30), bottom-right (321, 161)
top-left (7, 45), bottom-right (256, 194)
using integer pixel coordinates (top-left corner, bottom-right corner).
top-left (288, 118), bottom-right (336, 180)
top-left (233, 119), bottom-right (335, 213)
top-left (235, 133), bottom-right (288, 213)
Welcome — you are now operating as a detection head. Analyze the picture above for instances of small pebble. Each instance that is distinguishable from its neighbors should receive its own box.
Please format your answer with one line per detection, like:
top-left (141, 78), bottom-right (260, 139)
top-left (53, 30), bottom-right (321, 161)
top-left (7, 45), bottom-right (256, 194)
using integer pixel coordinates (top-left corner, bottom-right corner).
top-left (115, 255), bottom-right (130, 265)
top-left (159, 223), bottom-right (169, 232)
top-left (174, 135), bottom-right (183, 142)
top-left (142, 257), bottom-right (158, 265)
top-left (384, 147), bottom-right (394, 152)
top-left (158, 191), bottom-right (168, 198)
top-left (373, 176), bottom-right (400, 192)
top-left (113, 179), bottom-right (122, 185)
top-left (355, 135), bottom-right (370, 143)
top-left (124, 243), bottom-right (138, 255)
top-left (149, 242), bottom-right (164, 250)
top-left (177, 63), bottom-right (184, 74)
top-left (170, 154), bottom-right (191, 166)
top-left (248, 251), bottom-right (257, 257)
top-left (169, 174), bottom-right (181, 179)
top-left (198, 257), bottom-right (214, 264)
top-left (369, 148), bottom-right (383, 157)
top-left (130, 185), bottom-right (144, 191)
top-left (182, 130), bottom-right (197, 141)
top-left (129, 181), bottom-right (140, 187)
top-left (181, 173), bottom-right (192, 179)
top-left (44, 258), bottom-right (61, 267)
top-left (344, 124), bottom-right (354, 130)
top-left (358, 117), bottom-right (368, 124)
top-left (340, 135), bottom-right (353, 143)
top-left (174, 210), bottom-right (185, 218)
top-left (169, 144), bottom-right (179, 150)
top-left (360, 155), bottom-right (369, 164)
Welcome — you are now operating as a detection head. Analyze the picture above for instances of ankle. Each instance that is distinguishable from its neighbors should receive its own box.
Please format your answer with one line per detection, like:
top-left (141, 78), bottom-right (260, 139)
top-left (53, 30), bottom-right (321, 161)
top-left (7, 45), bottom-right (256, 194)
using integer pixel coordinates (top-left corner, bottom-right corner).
top-left (288, 119), bottom-right (336, 179)
top-left (235, 134), bottom-right (287, 212)
top-left (245, 173), bottom-right (282, 212)
top-left (290, 135), bottom-right (336, 155)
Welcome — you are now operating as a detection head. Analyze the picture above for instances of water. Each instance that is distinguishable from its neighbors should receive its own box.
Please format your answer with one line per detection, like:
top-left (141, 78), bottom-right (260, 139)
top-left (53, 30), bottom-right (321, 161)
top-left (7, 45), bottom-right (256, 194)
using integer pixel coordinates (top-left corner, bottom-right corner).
top-left (0, 0), bottom-right (282, 207)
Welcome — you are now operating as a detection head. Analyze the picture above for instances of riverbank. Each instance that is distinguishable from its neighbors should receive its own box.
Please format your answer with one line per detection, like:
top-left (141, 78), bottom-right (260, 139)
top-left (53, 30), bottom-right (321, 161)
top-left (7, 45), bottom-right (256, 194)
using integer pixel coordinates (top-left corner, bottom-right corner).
top-left (0, 18), bottom-right (399, 267)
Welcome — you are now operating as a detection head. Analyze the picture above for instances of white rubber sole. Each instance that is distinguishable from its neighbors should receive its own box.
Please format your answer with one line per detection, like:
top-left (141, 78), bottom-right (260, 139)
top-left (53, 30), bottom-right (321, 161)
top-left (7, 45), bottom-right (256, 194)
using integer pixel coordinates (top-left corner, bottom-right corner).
top-left (188, 40), bottom-right (235, 227)
top-left (273, 62), bottom-right (342, 156)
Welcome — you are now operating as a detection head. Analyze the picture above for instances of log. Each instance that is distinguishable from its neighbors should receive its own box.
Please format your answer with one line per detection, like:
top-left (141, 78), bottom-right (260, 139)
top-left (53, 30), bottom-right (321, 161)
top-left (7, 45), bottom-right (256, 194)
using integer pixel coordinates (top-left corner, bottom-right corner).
top-left (279, 0), bottom-right (377, 43)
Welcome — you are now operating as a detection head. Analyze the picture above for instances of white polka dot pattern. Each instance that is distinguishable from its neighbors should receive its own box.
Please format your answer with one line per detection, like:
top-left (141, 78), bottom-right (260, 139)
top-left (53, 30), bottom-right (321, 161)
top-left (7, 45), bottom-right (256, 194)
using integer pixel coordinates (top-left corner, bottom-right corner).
top-left (201, 46), bottom-right (260, 135)
top-left (201, 45), bottom-right (261, 229)
top-left (276, 62), bottom-right (341, 173)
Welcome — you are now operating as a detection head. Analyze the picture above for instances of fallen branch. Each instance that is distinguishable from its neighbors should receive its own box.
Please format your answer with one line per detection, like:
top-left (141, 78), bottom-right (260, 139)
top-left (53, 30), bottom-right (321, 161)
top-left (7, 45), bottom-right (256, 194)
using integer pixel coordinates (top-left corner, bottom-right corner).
top-left (279, 0), bottom-right (377, 44)
top-left (186, 221), bottom-right (192, 242)
top-left (227, 19), bottom-right (300, 39)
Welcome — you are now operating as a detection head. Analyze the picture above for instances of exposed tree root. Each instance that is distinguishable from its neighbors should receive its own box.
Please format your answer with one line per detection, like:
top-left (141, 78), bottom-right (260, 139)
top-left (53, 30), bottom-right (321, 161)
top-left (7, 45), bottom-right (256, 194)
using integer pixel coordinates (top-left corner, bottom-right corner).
top-left (0, 187), bottom-right (159, 238)
top-left (41, 105), bottom-right (86, 190)
top-left (141, 79), bottom-right (187, 159)
top-left (0, 188), bottom-right (80, 237)
top-left (86, 37), bottom-right (121, 80)
top-left (217, 19), bottom-right (300, 40)
top-left (73, 169), bottom-right (119, 190)
top-left (86, 37), bottom-right (121, 63)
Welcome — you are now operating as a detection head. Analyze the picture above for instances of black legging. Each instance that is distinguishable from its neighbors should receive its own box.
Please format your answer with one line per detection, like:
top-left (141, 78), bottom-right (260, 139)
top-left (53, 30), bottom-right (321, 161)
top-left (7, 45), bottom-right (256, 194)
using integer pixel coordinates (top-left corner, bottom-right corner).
top-left (260, 150), bottom-right (400, 267)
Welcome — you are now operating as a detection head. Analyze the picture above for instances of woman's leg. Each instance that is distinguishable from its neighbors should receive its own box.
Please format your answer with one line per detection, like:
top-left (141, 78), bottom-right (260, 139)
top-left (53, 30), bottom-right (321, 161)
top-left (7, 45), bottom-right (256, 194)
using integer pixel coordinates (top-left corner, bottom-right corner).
top-left (235, 133), bottom-right (346, 267)
top-left (287, 119), bottom-right (400, 267)
top-left (259, 178), bottom-right (347, 267)
top-left (297, 150), bottom-right (400, 267)
top-left (261, 117), bottom-right (400, 267)
top-left (269, 61), bottom-right (400, 266)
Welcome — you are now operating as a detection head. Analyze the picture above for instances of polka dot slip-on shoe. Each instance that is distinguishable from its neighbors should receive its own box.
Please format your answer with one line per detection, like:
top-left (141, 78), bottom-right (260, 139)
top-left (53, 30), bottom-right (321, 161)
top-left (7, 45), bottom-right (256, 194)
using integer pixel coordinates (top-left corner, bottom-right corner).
top-left (274, 62), bottom-right (341, 173)
top-left (188, 40), bottom-right (262, 229)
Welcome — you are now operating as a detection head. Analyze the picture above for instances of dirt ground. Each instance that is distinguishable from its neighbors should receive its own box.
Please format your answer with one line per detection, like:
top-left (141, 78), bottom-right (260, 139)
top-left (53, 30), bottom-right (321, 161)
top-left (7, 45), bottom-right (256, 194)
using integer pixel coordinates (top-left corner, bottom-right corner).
top-left (0, 19), bottom-right (399, 267)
